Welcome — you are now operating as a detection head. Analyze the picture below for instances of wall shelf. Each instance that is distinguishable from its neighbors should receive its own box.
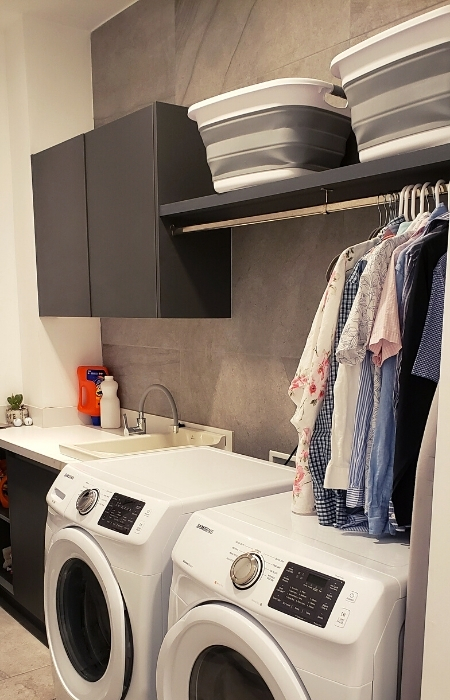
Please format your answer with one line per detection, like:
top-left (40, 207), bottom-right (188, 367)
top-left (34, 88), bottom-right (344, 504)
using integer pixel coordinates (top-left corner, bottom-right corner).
top-left (160, 144), bottom-right (450, 232)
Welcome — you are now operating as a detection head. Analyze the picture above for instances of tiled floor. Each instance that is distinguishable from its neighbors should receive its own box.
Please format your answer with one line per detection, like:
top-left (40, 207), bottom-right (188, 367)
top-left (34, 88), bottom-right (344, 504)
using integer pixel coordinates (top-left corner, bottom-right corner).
top-left (0, 607), bottom-right (55, 699)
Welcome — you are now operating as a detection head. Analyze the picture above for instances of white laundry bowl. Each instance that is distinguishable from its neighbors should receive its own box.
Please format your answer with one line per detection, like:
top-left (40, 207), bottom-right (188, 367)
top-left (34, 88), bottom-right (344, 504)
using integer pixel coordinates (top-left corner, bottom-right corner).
top-left (331, 5), bottom-right (450, 162)
top-left (188, 78), bottom-right (351, 193)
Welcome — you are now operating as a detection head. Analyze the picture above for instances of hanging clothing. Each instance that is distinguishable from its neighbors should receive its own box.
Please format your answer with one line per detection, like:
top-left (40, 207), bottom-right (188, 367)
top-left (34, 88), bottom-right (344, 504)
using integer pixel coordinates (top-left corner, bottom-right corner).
top-left (393, 216), bottom-right (449, 526)
top-left (289, 238), bottom-right (378, 514)
top-left (308, 257), bottom-right (367, 526)
top-left (346, 351), bottom-right (374, 508)
top-left (362, 214), bottom-right (431, 535)
top-left (412, 254), bottom-right (446, 384)
top-left (325, 217), bottom-right (407, 491)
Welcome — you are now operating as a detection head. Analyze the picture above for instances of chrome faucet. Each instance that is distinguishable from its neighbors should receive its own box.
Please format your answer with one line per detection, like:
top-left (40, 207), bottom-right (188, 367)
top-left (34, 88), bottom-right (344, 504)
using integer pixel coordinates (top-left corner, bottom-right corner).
top-left (123, 384), bottom-right (179, 436)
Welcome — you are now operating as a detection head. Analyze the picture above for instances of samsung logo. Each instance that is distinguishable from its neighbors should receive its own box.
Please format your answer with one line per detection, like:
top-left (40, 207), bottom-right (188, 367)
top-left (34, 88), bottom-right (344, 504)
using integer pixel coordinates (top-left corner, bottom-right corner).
top-left (196, 523), bottom-right (214, 534)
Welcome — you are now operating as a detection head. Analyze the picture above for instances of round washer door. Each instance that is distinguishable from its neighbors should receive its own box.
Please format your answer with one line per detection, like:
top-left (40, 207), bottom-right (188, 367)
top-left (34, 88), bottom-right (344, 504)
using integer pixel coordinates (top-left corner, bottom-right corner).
top-left (157, 602), bottom-right (310, 700)
top-left (44, 527), bottom-right (132, 700)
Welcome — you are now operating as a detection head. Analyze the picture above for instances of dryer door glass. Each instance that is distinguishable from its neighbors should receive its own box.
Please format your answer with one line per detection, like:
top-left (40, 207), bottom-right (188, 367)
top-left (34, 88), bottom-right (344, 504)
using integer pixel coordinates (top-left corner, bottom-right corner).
top-left (189, 645), bottom-right (274, 700)
top-left (56, 557), bottom-right (111, 682)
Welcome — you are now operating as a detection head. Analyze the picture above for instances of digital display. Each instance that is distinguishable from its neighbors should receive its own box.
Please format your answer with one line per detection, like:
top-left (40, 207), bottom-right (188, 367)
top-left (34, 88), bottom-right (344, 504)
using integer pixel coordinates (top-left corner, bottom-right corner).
top-left (98, 492), bottom-right (145, 535)
top-left (306, 573), bottom-right (328, 589)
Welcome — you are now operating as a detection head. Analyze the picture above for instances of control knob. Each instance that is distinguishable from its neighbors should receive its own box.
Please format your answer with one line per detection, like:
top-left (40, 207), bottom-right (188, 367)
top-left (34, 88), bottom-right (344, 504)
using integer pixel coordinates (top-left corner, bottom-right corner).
top-left (76, 489), bottom-right (99, 515)
top-left (230, 552), bottom-right (263, 589)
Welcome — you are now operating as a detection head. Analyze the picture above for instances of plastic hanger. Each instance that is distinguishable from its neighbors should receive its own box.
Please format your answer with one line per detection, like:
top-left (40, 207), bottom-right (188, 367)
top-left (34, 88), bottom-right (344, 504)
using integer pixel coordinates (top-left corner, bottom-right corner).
top-left (419, 182), bottom-right (431, 214)
top-left (410, 183), bottom-right (422, 220)
top-left (398, 186), bottom-right (408, 219)
top-left (434, 179), bottom-right (445, 207)
top-left (403, 184), bottom-right (414, 222)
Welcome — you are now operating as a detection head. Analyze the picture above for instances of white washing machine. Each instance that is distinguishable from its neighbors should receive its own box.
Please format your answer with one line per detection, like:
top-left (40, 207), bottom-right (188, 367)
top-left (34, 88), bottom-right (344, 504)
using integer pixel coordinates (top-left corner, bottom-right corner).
top-left (157, 491), bottom-right (410, 700)
top-left (44, 447), bottom-right (294, 700)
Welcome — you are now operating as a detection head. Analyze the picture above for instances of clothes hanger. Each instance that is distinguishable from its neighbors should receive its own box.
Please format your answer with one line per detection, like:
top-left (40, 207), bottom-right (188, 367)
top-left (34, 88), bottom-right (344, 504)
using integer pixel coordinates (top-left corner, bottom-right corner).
top-left (403, 184), bottom-right (414, 222)
top-left (398, 186), bottom-right (408, 218)
top-left (410, 183), bottom-right (422, 220)
top-left (434, 179), bottom-right (445, 207)
top-left (419, 182), bottom-right (431, 214)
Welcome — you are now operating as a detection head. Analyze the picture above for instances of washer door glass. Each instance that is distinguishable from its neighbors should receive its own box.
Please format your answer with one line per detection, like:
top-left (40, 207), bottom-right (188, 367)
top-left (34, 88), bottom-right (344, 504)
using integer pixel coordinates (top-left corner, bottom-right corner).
top-left (57, 558), bottom-right (111, 682)
top-left (189, 645), bottom-right (274, 700)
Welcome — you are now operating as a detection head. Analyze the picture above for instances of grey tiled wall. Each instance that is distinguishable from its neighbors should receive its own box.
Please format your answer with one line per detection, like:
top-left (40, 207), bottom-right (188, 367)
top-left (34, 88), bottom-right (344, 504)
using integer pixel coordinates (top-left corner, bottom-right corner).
top-left (93, 0), bottom-right (443, 460)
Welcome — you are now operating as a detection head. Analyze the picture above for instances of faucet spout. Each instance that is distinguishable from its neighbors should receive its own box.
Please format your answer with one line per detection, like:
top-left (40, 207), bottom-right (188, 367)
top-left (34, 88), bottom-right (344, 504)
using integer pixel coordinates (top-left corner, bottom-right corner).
top-left (138, 384), bottom-right (179, 434)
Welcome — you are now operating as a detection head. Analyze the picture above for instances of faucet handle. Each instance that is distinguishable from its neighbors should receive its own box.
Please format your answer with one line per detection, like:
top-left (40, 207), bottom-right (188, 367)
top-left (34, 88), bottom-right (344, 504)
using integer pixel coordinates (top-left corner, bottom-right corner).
top-left (123, 414), bottom-right (130, 436)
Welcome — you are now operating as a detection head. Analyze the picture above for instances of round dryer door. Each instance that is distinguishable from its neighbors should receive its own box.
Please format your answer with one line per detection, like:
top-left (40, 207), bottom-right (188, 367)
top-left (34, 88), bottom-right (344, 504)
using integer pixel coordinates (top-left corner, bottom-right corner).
top-left (157, 602), bottom-right (310, 700)
top-left (44, 527), bottom-right (133, 700)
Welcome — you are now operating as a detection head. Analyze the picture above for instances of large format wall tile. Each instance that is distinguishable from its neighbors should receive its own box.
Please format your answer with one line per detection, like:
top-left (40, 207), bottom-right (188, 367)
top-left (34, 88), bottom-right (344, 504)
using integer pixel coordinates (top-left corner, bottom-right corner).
top-left (350, 0), bottom-right (449, 39)
top-left (92, 0), bottom-right (420, 461)
top-left (220, 0), bottom-right (351, 93)
top-left (92, 0), bottom-right (175, 126)
top-left (102, 344), bottom-right (180, 418)
top-left (259, 40), bottom-right (351, 86)
top-left (176, 0), bottom-right (257, 106)
top-left (179, 349), bottom-right (298, 459)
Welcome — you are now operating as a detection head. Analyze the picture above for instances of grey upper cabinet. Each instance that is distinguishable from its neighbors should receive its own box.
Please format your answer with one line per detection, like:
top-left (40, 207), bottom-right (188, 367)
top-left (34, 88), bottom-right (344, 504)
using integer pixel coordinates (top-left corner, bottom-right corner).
top-left (32, 135), bottom-right (91, 317)
top-left (31, 102), bottom-right (231, 318)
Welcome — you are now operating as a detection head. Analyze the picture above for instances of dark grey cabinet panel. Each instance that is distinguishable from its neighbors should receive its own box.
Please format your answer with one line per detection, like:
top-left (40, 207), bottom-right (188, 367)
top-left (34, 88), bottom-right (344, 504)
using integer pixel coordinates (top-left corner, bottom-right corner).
top-left (32, 101), bottom-right (232, 318)
top-left (32, 135), bottom-right (91, 316)
top-left (7, 452), bottom-right (58, 624)
top-left (154, 102), bottom-right (231, 318)
top-left (85, 107), bottom-right (157, 317)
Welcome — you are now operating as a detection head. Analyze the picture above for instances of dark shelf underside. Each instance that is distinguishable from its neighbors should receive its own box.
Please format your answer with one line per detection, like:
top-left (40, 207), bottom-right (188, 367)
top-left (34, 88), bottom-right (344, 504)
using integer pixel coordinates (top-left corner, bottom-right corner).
top-left (160, 144), bottom-right (450, 228)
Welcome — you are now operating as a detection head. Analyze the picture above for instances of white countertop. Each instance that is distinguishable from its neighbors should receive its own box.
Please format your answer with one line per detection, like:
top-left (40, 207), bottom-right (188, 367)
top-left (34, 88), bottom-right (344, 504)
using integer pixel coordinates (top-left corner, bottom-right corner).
top-left (0, 424), bottom-right (124, 470)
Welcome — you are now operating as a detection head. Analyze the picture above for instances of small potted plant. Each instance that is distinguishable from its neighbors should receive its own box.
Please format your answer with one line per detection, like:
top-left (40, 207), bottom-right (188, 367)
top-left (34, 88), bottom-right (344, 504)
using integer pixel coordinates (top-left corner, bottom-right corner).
top-left (6, 394), bottom-right (29, 425)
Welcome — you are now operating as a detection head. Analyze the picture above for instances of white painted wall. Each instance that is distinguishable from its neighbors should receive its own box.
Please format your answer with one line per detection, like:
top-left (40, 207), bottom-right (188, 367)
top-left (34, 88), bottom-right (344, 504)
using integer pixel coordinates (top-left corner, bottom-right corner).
top-left (0, 14), bottom-right (102, 425)
top-left (421, 248), bottom-right (450, 700)
top-left (0, 33), bottom-right (22, 404)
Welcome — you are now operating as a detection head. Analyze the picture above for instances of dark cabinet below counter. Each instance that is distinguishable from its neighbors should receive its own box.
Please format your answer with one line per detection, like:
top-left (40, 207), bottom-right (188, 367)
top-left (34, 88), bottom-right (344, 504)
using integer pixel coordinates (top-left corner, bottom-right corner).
top-left (32, 101), bottom-right (231, 318)
top-left (4, 452), bottom-right (58, 626)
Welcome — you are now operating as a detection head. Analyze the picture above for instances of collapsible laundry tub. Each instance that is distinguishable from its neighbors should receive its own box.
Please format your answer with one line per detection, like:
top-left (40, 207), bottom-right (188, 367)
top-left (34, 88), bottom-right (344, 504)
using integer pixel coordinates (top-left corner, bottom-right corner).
top-left (331, 5), bottom-right (450, 162)
top-left (187, 79), bottom-right (351, 193)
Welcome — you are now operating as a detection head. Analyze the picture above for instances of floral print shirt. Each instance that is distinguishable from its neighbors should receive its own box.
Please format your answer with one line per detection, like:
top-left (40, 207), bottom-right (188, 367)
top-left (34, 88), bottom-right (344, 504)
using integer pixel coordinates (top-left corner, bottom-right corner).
top-left (289, 237), bottom-right (379, 515)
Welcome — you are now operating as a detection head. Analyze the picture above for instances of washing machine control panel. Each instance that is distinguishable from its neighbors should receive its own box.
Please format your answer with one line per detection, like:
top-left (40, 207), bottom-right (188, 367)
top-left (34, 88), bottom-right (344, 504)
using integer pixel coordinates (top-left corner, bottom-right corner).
top-left (268, 561), bottom-right (344, 628)
top-left (97, 492), bottom-right (145, 535)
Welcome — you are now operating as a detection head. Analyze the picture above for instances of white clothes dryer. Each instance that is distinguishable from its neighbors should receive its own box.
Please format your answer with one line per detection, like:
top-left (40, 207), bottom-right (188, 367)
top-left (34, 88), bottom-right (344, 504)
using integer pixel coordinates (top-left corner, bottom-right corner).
top-left (157, 491), bottom-right (410, 700)
top-left (43, 447), bottom-right (294, 700)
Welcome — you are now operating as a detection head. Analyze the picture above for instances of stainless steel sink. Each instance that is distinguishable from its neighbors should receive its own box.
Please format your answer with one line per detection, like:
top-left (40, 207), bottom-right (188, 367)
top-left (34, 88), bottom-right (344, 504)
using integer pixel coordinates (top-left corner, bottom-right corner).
top-left (60, 428), bottom-right (226, 460)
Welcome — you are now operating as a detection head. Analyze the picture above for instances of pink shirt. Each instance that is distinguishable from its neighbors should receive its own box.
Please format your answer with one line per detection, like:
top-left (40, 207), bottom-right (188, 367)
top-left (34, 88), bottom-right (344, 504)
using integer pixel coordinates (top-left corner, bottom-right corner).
top-left (369, 214), bottom-right (429, 365)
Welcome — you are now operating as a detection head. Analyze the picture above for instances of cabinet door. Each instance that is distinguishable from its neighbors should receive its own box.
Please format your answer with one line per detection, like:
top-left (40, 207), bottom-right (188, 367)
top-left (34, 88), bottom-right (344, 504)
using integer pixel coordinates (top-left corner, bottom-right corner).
top-left (7, 452), bottom-right (58, 623)
top-left (32, 135), bottom-right (91, 317)
top-left (85, 106), bottom-right (157, 318)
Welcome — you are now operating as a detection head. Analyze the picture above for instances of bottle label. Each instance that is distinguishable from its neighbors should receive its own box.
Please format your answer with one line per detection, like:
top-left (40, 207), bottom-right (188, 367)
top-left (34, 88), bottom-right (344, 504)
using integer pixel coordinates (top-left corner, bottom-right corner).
top-left (86, 369), bottom-right (107, 406)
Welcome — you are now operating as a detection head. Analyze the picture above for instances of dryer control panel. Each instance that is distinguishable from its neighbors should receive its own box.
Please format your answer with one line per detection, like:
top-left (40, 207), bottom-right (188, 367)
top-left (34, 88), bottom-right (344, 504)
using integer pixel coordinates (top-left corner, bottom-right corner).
top-left (268, 562), bottom-right (344, 628)
top-left (98, 492), bottom-right (145, 535)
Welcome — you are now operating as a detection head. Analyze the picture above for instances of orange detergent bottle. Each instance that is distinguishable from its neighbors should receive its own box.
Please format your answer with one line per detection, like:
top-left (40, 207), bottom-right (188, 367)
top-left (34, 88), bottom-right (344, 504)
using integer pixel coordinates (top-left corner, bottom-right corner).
top-left (77, 366), bottom-right (109, 426)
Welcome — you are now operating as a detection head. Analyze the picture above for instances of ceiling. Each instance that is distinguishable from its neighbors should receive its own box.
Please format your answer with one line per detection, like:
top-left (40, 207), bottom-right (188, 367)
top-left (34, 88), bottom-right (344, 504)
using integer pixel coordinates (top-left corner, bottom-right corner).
top-left (0, 0), bottom-right (139, 31)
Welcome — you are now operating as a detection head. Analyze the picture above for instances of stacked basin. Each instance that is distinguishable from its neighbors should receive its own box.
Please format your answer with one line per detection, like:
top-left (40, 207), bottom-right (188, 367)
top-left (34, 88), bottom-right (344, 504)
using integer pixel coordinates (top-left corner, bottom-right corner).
top-left (188, 79), bottom-right (351, 193)
top-left (331, 5), bottom-right (450, 162)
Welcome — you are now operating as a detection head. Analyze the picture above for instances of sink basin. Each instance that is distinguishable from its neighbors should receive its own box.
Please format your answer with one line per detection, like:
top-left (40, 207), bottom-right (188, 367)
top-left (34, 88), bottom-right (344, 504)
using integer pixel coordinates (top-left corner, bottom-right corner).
top-left (60, 428), bottom-right (226, 461)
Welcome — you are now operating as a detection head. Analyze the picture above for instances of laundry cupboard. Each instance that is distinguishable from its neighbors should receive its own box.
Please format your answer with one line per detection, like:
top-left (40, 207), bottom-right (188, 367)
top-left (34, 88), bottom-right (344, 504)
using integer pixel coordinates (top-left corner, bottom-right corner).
top-left (32, 101), bottom-right (232, 319)
top-left (0, 451), bottom-right (57, 633)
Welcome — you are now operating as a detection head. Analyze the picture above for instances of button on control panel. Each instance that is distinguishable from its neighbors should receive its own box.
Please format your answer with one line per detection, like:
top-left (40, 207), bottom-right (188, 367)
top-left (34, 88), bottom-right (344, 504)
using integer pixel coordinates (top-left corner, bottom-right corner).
top-left (97, 492), bottom-right (145, 535)
top-left (335, 608), bottom-right (350, 628)
top-left (268, 562), bottom-right (344, 628)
